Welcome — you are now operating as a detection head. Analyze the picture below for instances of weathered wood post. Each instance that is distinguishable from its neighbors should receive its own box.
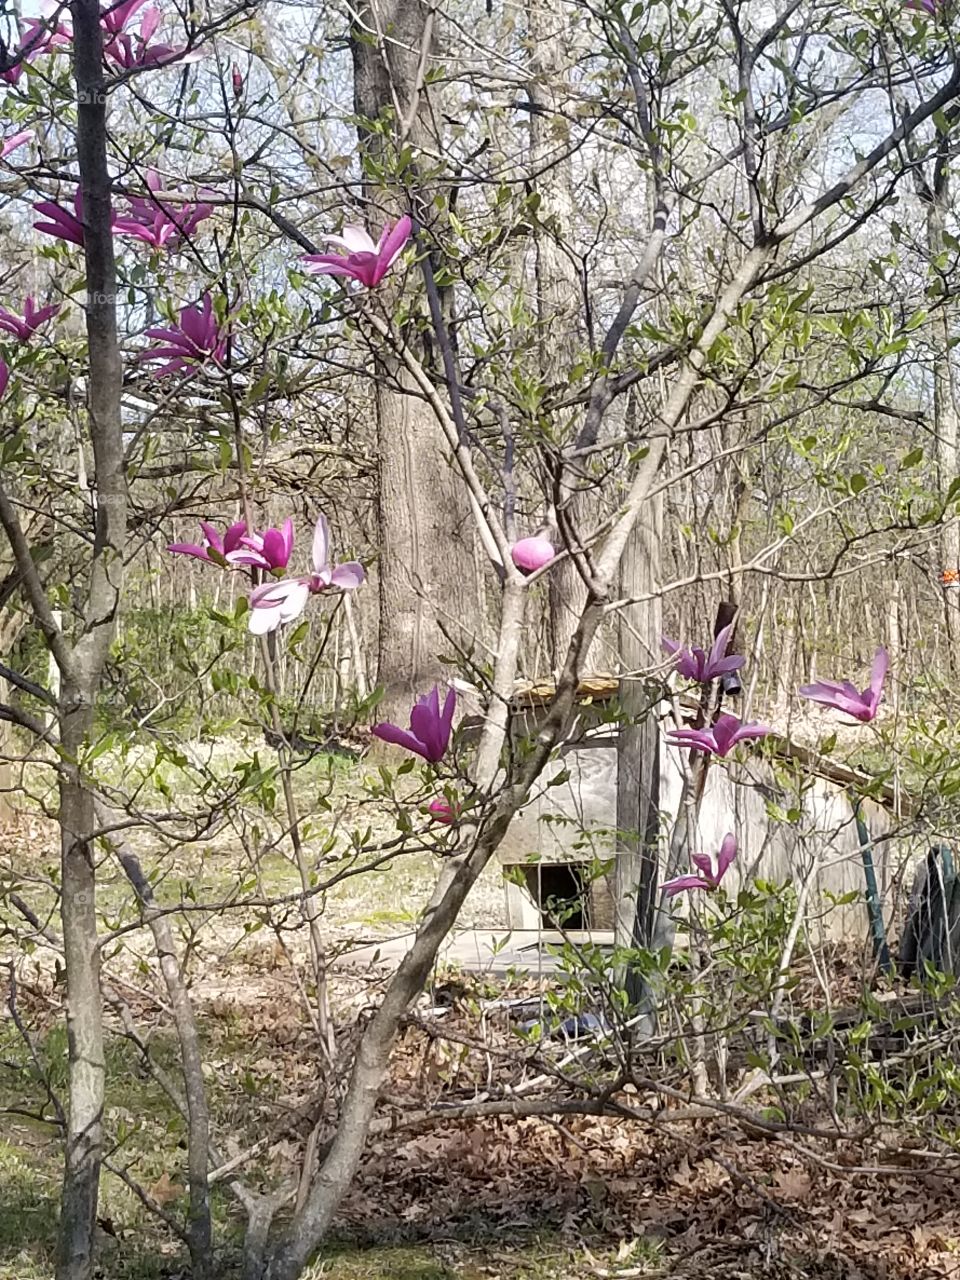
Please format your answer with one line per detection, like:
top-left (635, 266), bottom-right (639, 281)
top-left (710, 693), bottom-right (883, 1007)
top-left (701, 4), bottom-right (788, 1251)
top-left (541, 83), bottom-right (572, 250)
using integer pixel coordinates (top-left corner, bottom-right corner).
top-left (614, 494), bottom-right (662, 994)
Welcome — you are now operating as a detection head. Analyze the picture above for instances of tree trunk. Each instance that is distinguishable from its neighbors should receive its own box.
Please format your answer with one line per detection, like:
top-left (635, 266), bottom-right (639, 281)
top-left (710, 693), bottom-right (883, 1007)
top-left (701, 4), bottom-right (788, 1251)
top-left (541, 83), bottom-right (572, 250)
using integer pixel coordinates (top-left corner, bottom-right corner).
top-left (57, 709), bottom-right (106, 1280)
top-left (523, 0), bottom-right (592, 673)
top-left (927, 144), bottom-right (960, 657)
top-left (56, 3), bottom-right (126, 1275)
top-left (351, 0), bottom-right (473, 719)
top-left (614, 491), bottom-right (663, 1001)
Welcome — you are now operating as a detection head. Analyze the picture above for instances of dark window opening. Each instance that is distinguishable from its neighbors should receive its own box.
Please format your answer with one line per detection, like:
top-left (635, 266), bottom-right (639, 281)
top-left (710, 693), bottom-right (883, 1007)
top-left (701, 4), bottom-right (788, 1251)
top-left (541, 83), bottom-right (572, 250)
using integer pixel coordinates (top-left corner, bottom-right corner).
top-left (524, 862), bottom-right (590, 930)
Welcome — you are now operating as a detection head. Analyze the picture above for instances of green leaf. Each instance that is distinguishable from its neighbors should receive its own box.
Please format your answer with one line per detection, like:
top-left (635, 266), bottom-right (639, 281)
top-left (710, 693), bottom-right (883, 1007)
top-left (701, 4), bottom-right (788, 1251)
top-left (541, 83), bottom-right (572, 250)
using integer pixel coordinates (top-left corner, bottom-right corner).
top-left (849, 474), bottom-right (867, 495)
top-left (900, 447), bottom-right (923, 469)
top-left (287, 620), bottom-right (309, 649)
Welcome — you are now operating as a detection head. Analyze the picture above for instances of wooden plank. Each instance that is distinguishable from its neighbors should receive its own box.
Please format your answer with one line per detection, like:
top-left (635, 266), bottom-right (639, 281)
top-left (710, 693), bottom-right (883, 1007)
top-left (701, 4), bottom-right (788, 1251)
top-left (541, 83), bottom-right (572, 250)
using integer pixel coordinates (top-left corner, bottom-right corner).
top-left (501, 681), bottom-right (912, 815)
top-left (614, 493), bottom-right (662, 960)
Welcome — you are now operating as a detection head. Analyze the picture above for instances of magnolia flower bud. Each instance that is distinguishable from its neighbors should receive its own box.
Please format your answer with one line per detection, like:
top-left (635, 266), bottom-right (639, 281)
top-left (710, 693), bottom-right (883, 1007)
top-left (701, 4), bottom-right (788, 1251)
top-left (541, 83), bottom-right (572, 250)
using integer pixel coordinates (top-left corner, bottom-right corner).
top-left (427, 798), bottom-right (458, 825)
top-left (510, 536), bottom-right (555, 574)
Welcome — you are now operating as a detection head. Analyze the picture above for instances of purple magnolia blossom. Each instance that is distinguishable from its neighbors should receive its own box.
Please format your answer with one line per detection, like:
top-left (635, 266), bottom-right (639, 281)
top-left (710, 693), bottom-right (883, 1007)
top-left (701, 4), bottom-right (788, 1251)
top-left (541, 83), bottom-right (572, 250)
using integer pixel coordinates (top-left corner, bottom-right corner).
top-left (34, 190), bottom-right (85, 246)
top-left (34, 189), bottom-right (118, 247)
top-left (302, 215), bottom-right (412, 289)
top-left (247, 514), bottom-right (365, 635)
top-left (101, 0), bottom-right (152, 36)
top-left (103, 7), bottom-right (204, 71)
top-left (663, 834), bottom-right (737, 898)
top-left (115, 170), bottom-right (213, 249)
top-left (167, 519), bottom-right (247, 565)
top-left (1, 131), bottom-right (32, 161)
top-left (799, 646), bottom-right (888, 724)
top-left (140, 293), bottom-right (228, 376)
top-left (0, 296), bottom-right (61, 341)
top-left (0, 359), bottom-right (9, 400)
top-left (1, 18), bottom-right (71, 85)
top-left (227, 518), bottom-right (295, 573)
top-left (662, 622), bottom-right (745, 684)
top-left (371, 685), bottom-right (456, 763)
top-left (666, 711), bottom-right (770, 758)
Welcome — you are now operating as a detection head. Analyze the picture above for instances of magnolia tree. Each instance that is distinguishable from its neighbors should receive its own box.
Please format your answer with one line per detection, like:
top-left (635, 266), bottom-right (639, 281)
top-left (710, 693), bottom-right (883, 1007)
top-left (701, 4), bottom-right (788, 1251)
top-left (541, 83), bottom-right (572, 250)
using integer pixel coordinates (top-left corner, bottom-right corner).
top-left (0, 0), bottom-right (958, 1278)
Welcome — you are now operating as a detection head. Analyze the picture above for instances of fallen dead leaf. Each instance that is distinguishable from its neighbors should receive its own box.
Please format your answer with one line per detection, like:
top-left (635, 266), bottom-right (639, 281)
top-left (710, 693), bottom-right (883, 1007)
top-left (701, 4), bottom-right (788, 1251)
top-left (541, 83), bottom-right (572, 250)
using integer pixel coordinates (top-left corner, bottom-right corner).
top-left (148, 1171), bottom-right (183, 1206)
top-left (773, 1167), bottom-right (813, 1201)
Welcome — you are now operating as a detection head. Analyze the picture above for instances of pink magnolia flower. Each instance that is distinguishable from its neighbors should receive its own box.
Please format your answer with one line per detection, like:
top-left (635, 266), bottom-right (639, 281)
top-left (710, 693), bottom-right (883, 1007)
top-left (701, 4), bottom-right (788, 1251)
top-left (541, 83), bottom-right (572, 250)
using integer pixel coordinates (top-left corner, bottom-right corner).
top-left (167, 519), bottom-right (247, 565)
top-left (0, 296), bottom-right (61, 341)
top-left (372, 685), bottom-right (456, 763)
top-left (34, 191), bottom-right (85, 246)
top-left (662, 622), bottom-right (745, 684)
top-left (0, 359), bottom-right (9, 400)
top-left (1, 18), bottom-right (70, 85)
top-left (115, 170), bottom-right (213, 249)
top-left (662, 834), bottom-right (737, 898)
top-left (103, 8), bottom-right (204, 72)
top-left (140, 293), bottom-right (228, 377)
top-left (0, 131), bottom-right (32, 161)
top-left (907, 0), bottom-right (944, 13)
top-left (231, 64), bottom-right (243, 98)
top-left (799, 646), bottom-right (888, 724)
top-left (227, 518), bottom-right (295, 573)
top-left (247, 514), bottom-right (365, 635)
top-left (34, 189), bottom-right (118, 248)
top-left (302, 214), bottom-right (412, 289)
top-left (427, 798), bottom-right (459, 825)
top-left (511, 536), bottom-right (555, 574)
top-left (101, 0), bottom-right (152, 37)
top-left (666, 712), bottom-right (770, 758)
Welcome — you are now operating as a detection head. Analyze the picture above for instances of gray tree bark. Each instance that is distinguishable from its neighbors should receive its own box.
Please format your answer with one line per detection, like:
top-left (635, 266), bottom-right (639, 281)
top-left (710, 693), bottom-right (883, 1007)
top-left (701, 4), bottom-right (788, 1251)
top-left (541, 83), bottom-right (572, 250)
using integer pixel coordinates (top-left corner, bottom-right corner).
top-left (57, 3), bottom-right (126, 1275)
top-left (614, 490), bottom-right (663, 998)
top-left (927, 136), bottom-right (960, 656)
top-left (351, 0), bottom-right (474, 720)
top-left (523, 0), bottom-right (593, 673)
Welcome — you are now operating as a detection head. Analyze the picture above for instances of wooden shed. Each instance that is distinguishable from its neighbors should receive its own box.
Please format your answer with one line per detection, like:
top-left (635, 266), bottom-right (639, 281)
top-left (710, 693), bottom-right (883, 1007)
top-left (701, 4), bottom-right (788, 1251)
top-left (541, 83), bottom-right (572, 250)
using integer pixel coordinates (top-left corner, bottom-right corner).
top-left (481, 677), bottom-right (915, 944)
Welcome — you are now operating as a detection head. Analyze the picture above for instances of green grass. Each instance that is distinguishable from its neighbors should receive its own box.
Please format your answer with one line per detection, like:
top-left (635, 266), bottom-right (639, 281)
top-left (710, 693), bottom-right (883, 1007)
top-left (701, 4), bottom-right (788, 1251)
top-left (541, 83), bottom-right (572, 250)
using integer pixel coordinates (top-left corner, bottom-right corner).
top-left (0, 1133), bottom-right (58, 1280)
top-left (315, 1243), bottom-right (456, 1278)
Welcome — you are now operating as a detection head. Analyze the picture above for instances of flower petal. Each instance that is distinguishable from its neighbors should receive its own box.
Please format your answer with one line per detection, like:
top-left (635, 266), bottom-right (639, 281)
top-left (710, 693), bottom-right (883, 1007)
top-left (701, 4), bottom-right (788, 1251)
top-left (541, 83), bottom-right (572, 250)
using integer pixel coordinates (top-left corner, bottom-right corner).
top-left (440, 685), bottom-right (456, 742)
top-left (868, 646), bottom-right (889, 702)
top-left (311, 513), bottom-right (330, 574)
top-left (329, 561), bottom-right (365, 590)
top-left (248, 603), bottom-right (283, 635)
top-left (665, 728), bottom-right (714, 750)
top-left (222, 521), bottom-right (248, 553)
top-left (411, 700), bottom-right (443, 761)
top-left (716, 833), bottom-right (737, 881)
top-left (249, 579), bottom-right (310, 627)
top-left (167, 542), bottom-right (210, 561)
top-left (326, 225), bottom-right (378, 254)
top-left (301, 256), bottom-right (362, 279)
top-left (371, 722), bottom-right (428, 759)
top-left (261, 527), bottom-right (288, 569)
top-left (662, 874), bottom-right (712, 898)
top-left (374, 213), bottom-right (412, 280)
top-left (690, 852), bottom-right (714, 879)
